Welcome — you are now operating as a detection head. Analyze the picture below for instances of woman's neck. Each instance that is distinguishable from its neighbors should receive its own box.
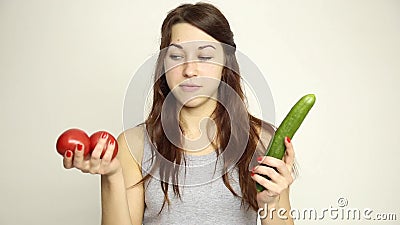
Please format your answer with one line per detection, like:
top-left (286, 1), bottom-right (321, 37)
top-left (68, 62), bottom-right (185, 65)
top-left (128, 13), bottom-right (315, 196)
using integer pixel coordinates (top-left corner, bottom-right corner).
top-left (178, 98), bottom-right (217, 151)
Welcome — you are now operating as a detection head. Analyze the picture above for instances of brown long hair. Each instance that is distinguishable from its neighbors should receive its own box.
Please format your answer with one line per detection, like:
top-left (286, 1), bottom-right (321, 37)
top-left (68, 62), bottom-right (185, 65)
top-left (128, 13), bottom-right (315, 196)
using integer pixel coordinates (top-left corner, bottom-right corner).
top-left (142, 2), bottom-right (274, 212)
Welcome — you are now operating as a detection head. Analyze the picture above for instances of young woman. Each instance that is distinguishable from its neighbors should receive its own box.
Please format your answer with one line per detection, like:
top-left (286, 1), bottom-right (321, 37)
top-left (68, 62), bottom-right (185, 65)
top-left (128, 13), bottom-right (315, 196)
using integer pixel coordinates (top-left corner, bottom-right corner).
top-left (63, 3), bottom-right (296, 225)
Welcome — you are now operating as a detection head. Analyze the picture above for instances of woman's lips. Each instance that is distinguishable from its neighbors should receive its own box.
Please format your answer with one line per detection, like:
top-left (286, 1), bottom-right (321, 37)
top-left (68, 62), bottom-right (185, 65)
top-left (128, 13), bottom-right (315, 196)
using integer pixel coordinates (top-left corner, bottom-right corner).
top-left (179, 84), bottom-right (202, 92)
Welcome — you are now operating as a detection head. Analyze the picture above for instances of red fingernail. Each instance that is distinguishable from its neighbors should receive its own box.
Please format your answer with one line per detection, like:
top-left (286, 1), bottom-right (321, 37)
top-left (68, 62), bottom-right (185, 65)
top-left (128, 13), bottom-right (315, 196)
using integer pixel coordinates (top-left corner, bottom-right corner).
top-left (77, 144), bottom-right (83, 151)
top-left (102, 132), bottom-right (108, 139)
top-left (251, 172), bottom-right (255, 176)
top-left (66, 150), bottom-right (72, 158)
top-left (109, 139), bottom-right (114, 145)
top-left (286, 137), bottom-right (291, 143)
top-left (257, 156), bottom-right (263, 162)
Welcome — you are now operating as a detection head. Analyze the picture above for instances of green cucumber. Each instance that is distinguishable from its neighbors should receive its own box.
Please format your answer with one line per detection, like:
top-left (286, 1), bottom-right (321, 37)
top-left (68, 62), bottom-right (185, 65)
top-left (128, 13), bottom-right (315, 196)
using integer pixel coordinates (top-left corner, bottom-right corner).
top-left (256, 94), bottom-right (316, 192)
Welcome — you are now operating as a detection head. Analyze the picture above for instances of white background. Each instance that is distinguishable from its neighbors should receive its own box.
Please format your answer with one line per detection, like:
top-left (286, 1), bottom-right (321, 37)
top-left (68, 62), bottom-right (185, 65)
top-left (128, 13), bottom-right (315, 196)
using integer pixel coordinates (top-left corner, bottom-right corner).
top-left (1, 0), bottom-right (399, 225)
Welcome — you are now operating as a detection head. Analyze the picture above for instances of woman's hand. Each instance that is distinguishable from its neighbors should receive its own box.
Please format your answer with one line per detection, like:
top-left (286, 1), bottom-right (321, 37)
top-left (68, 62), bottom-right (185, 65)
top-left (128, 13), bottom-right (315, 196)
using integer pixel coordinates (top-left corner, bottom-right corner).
top-left (251, 137), bottom-right (295, 207)
top-left (63, 133), bottom-right (121, 177)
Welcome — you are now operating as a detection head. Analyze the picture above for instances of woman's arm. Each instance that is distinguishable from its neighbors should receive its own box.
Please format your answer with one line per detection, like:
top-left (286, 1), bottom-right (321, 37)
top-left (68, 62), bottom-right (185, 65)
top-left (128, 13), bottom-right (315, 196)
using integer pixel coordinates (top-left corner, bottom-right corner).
top-left (101, 127), bottom-right (145, 225)
top-left (252, 130), bottom-right (295, 225)
top-left (258, 188), bottom-right (294, 225)
top-left (62, 127), bottom-right (145, 225)
top-left (101, 169), bottom-right (133, 225)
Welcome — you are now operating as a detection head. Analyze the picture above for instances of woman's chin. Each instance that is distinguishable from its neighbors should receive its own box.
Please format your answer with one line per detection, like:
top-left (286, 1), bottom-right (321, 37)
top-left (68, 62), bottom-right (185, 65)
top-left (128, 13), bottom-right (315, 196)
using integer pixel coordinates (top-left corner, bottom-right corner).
top-left (180, 97), bottom-right (215, 109)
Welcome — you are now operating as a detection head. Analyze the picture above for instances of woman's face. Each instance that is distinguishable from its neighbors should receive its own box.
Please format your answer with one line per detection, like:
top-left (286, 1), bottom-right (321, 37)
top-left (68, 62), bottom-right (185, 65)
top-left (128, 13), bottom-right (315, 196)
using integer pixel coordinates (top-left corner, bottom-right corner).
top-left (164, 23), bottom-right (225, 108)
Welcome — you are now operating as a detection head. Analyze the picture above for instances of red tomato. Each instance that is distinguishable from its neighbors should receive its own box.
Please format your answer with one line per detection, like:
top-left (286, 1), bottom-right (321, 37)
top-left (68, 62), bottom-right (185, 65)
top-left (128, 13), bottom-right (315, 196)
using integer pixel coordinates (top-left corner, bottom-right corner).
top-left (56, 128), bottom-right (91, 156)
top-left (89, 131), bottom-right (118, 159)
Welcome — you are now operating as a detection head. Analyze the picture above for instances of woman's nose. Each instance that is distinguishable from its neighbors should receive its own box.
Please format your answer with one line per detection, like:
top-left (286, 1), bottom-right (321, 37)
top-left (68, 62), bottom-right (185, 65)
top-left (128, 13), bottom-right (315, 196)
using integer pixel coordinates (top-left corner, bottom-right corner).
top-left (183, 61), bottom-right (198, 78)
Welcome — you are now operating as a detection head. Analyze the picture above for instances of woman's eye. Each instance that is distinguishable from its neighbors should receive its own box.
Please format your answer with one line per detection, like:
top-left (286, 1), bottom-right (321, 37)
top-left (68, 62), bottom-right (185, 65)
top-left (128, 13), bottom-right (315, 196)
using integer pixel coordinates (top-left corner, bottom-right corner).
top-left (169, 55), bottom-right (183, 60)
top-left (198, 56), bottom-right (213, 61)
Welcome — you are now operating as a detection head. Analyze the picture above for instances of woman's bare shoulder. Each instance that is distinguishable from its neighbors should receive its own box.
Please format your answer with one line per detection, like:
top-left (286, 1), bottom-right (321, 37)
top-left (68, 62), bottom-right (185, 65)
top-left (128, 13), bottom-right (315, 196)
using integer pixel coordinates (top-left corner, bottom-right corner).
top-left (253, 119), bottom-right (276, 154)
top-left (117, 124), bottom-right (146, 168)
top-left (254, 119), bottom-right (275, 141)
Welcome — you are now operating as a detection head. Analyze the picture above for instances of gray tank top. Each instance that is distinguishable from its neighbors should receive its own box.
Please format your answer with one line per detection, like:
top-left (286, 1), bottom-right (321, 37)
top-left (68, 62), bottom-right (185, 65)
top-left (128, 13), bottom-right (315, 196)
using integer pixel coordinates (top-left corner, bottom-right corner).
top-left (141, 134), bottom-right (258, 225)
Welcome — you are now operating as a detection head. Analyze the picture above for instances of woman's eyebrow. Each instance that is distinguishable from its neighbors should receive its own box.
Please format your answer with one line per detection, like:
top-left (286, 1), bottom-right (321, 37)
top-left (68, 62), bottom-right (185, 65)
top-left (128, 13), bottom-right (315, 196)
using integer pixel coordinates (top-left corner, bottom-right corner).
top-left (168, 43), bottom-right (183, 49)
top-left (168, 43), bottom-right (216, 50)
top-left (198, 44), bottom-right (216, 50)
